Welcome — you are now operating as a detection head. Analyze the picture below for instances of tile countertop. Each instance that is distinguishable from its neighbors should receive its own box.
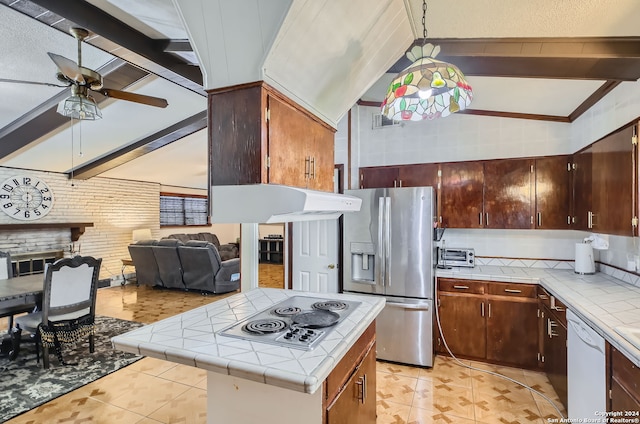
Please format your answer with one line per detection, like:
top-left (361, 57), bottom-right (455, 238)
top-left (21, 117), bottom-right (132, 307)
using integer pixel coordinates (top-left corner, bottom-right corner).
top-left (437, 265), bottom-right (640, 367)
top-left (111, 288), bottom-right (385, 394)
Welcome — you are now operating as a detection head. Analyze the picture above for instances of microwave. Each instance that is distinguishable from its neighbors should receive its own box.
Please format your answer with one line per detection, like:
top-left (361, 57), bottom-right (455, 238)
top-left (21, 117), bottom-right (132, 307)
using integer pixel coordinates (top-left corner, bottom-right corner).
top-left (439, 248), bottom-right (475, 268)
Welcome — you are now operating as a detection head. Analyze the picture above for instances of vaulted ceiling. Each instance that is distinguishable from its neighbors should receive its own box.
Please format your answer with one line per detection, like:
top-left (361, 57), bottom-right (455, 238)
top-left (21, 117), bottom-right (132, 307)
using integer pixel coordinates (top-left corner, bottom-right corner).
top-left (1, 0), bottom-right (640, 190)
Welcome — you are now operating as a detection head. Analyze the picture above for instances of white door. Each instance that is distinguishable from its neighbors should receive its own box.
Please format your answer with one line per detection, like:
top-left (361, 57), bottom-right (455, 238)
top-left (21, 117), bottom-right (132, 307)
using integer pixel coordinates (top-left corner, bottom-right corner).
top-left (292, 219), bottom-right (339, 293)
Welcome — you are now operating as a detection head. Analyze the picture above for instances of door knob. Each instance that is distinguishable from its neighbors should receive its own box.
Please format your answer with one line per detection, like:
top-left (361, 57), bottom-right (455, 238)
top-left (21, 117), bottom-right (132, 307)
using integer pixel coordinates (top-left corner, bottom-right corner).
top-left (327, 264), bottom-right (336, 269)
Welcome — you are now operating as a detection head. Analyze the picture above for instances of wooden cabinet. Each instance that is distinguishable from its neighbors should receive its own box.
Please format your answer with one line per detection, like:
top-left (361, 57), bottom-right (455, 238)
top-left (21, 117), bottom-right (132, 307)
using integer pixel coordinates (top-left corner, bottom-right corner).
top-left (483, 158), bottom-right (534, 229)
top-left (609, 346), bottom-right (640, 413)
top-left (573, 121), bottom-right (638, 236)
top-left (436, 278), bottom-right (538, 369)
top-left (209, 82), bottom-right (335, 192)
top-left (359, 163), bottom-right (439, 189)
top-left (538, 287), bottom-right (568, 409)
top-left (359, 166), bottom-right (398, 188)
top-left (268, 94), bottom-right (334, 191)
top-left (437, 288), bottom-right (486, 358)
top-left (325, 323), bottom-right (376, 424)
top-left (486, 296), bottom-right (538, 368)
top-left (398, 163), bottom-right (439, 187)
top-left (534, 156), bottom-right (572, 229)
top-left (572, 146), bottom-right (592, 230)
top-left (440, 161), bottom-right (484, 228)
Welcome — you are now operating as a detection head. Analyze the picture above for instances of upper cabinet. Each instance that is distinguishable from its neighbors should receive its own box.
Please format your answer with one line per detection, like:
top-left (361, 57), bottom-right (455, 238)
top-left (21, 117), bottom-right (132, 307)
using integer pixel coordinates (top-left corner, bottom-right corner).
top-left (573, 121), bottom-right (638, 236)
top-left (359, 166), bottom-right (398, 188)
top-left (483, 158), bottom-right (533, 229)
top-left (534, 156), bottom-right (572, 229)
top-left (359, 163), bottom-right (438, 189)
top-left (209, 83), bottom-right (335, 192)
top-left (398, 163), bottom-right (439, 188)
top-left (440, 161), bottom-right (484, 228)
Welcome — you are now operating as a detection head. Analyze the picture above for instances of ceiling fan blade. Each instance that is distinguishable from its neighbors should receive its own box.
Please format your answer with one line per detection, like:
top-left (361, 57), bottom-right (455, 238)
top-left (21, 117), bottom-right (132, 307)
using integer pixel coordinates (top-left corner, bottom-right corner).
top-left (47, 52), bottom-right (85, 84)
top-left (99, 88), bottom-right (168, 108)
top-left (0, 78), bottom-right (69, 88)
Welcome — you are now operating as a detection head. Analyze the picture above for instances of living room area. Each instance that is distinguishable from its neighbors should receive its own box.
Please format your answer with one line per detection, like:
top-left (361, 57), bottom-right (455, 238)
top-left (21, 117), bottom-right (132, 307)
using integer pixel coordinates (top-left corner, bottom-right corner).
top-left (0, 221), bottom-right (285, 422)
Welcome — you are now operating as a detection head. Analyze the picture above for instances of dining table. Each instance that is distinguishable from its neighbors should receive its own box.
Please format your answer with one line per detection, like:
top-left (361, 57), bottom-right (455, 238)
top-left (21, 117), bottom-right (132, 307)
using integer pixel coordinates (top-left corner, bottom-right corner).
top-left (0, 273), bottom-right (43, 359)
top-left (0, 273), bottom-right (43, 324)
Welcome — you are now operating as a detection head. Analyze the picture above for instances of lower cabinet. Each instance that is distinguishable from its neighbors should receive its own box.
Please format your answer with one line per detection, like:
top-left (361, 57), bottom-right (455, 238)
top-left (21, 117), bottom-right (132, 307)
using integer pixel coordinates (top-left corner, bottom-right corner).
top-left (436, 278), bottom-right (538, 369)
top-left (609, 345), bottom-right (640, 413)
top-left (538, 287), bottom-right (568, 409)
top-left (324, 323), bottom-right (376, 424)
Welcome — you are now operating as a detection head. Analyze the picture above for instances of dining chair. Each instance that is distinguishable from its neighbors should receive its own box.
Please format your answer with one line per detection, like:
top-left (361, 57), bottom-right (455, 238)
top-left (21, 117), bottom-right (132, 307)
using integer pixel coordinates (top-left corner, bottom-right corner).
top-left (15, 255), bottom-right (102, 368)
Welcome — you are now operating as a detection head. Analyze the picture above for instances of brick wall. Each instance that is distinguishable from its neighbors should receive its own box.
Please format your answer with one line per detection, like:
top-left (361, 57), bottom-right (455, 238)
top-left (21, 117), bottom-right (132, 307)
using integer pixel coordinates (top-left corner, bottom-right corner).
top-left (0, 167), bottom-right (159, 282)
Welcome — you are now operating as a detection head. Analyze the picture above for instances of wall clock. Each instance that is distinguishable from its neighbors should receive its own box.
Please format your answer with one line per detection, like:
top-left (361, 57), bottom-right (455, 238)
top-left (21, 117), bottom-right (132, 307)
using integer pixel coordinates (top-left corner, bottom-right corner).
top-left (0, 175), bottom-right (54, 221)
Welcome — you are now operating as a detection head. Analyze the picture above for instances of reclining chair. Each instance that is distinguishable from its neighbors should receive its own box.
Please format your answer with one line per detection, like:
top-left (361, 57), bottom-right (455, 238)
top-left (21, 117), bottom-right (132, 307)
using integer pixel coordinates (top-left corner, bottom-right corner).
top-left (177, 240), bottom-right (240, 294)
top-left (128, 240), bottom-right (162, 287)
top-left (152, 239), bottom-right (185, 289)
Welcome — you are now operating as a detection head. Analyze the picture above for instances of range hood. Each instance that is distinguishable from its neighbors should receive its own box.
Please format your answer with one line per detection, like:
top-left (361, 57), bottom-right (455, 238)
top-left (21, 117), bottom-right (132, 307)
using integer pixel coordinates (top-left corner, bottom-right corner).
top-left (210, 184), bottom-right (362, 223)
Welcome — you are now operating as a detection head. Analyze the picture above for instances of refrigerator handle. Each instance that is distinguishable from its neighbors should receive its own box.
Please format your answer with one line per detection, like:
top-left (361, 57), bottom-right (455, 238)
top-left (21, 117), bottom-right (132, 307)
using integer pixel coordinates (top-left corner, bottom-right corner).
top-left (378, 197), bottom-right (386, 286)
top-left (385, 196), bottom-right (391, 287)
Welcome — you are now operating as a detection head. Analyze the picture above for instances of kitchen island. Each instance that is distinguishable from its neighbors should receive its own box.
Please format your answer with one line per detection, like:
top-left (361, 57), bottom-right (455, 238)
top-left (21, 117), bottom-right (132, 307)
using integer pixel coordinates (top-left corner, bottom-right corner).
top-left (111, 288), bottom-right (385, 424)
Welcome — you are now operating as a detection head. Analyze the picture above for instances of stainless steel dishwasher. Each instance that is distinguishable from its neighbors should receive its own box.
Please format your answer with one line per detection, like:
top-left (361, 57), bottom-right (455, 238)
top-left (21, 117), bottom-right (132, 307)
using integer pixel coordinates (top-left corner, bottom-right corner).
top-left (567, 309), bottom-right (606, 420)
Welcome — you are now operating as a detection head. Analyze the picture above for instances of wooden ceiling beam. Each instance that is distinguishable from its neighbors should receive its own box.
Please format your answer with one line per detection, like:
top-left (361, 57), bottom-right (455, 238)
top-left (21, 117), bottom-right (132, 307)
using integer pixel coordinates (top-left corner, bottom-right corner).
top-left (389, 37), bottom-right (640, 81)
top-left (13, 0), bottom-right (204, 94)
top-left (69, 110), bottom-right (208, 179)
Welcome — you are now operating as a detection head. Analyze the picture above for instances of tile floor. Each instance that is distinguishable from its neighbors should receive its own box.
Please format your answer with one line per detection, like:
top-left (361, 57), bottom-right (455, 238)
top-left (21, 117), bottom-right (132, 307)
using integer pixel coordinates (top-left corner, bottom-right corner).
top-left (4, 264), bottom-right (565, 423)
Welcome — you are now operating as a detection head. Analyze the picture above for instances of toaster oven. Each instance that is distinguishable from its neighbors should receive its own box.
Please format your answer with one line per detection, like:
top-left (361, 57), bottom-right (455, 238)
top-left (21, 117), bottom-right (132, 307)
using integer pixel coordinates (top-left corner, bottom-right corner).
top-left (439, 248), bottom-right (475, 268)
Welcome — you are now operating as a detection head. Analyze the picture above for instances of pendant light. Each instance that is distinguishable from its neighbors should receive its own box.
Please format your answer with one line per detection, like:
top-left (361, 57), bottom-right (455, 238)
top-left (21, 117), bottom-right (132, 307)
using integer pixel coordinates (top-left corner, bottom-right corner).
top-left (381, 0), bottom-right (472, 121)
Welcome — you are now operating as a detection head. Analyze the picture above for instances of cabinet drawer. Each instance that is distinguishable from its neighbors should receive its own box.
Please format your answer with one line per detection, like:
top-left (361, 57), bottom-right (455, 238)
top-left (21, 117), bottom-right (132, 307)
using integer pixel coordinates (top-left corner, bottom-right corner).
top-left (438, 278), bottom-right (486, 294)
top-left (612, 347), bottom-right (640, 402)
top-left (487, 282), bottom-right (537, 298)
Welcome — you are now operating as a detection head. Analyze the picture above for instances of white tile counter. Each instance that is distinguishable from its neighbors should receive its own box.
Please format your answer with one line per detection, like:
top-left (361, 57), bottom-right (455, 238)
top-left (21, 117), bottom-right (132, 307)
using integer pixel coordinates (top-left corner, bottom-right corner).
top-left (437, 265), bottom-right (640, 367)
top-left (111, 288), bottom-right (385, 394)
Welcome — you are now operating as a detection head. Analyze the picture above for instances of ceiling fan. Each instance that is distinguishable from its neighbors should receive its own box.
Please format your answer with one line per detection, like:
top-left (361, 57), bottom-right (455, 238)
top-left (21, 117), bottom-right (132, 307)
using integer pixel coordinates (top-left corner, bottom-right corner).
top-left (0, 27), bottom-right (168, 118)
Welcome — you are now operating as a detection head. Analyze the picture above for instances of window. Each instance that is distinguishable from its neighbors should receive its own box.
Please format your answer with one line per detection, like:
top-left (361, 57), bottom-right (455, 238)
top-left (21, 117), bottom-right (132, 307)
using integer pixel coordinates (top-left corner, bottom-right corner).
top-left (160, 193), bottom-right (208, 226)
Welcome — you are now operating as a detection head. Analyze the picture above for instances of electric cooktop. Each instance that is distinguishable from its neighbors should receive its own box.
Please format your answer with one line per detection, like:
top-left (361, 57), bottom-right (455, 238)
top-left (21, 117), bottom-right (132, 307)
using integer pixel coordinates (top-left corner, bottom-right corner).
top-left (217, 296), bottom-right (361, 350)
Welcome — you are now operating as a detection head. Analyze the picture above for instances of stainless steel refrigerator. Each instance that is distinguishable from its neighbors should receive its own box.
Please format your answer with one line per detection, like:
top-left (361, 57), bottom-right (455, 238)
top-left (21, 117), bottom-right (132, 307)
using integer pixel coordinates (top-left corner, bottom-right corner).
top-left (343, 186), bottom-right (436, 367)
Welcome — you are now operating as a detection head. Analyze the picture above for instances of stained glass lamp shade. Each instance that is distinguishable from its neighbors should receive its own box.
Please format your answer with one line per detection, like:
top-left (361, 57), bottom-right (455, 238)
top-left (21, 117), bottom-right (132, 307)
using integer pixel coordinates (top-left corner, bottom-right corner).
top-left (381, 43), bottom-right (472, 121)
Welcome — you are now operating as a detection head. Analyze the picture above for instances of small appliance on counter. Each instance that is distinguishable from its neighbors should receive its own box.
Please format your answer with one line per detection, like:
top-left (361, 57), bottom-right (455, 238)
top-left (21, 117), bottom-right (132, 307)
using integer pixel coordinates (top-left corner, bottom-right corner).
top-left (438, 247), bottom-right (475, 268)
top-left (574, 234), bottom-right (608, 275)
top-left (574, 243), bottom-right (595, 274)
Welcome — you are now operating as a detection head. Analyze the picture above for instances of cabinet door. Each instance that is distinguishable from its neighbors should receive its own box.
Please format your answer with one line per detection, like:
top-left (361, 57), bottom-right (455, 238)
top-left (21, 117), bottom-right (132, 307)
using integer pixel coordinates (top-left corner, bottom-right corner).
top-left (359, 167), bottom-right (398, 188)
top-left (591, 123), bottom-right (635, 236)
top-left (305, 121), bottom-right (335, 192)
top-left (572, 147), bottom-right (593, 230)
top-left (535, 156), bottom-right (571, 229)
top-left (486, 298), bottom-right (538, 368)
top-left (397, 163), bottom-right (439, 188)
top-left (437, 293), bottom-right (486, 358)
top-left (440, 162), bottom-right (484, 228)
top-left (326, 342), bottom-right (376, 424)
top-left (484, 158), bottom-right (533, 229)
top-left (544, 305), bottom-right (568, 409)
top-left (610, 347), bottom-right (640, 413)
top-left (268, 95), bottom-right (310, 189)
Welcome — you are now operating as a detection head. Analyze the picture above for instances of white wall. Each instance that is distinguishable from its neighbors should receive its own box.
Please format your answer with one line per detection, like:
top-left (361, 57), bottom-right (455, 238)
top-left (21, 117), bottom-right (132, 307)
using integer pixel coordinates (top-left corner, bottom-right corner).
top-left (338, 81), bottom-right (640, 270)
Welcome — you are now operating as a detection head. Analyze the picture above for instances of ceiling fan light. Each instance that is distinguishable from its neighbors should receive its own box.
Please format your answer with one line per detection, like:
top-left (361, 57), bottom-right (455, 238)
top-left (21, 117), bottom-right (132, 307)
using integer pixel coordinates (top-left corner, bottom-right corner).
top-left (57, 93), bottom-right (102, 120)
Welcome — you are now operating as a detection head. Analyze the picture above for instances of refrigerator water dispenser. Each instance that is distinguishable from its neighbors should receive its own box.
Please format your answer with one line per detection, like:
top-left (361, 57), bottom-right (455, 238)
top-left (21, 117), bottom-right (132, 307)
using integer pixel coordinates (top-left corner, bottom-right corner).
top-left (350, 242), bottom-right (375, 282)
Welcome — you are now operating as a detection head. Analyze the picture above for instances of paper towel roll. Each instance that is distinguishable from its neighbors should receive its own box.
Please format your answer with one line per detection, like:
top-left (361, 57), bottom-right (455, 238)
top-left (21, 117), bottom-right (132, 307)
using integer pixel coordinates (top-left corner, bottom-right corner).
top-left (575, 243), bottom-right (595, 274)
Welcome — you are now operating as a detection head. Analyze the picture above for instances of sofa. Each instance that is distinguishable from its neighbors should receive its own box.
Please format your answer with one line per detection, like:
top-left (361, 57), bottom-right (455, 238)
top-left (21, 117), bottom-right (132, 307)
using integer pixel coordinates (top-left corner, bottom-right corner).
top-left (164, 233), bottom-right (238, 261)
top-left (128, 239), bottom-right (240, 294)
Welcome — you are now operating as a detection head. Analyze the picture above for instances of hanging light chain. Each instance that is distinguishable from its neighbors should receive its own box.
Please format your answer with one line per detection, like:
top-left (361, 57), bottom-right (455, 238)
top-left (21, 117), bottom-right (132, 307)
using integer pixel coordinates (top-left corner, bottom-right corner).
top-left (422, 0), bottom-right (428, 41)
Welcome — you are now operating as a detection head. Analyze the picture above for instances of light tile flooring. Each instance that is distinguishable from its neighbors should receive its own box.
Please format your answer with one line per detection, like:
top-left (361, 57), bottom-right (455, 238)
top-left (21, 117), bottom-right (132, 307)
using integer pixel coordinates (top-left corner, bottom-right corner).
top-left (3, 263), bottom-right (565, 423)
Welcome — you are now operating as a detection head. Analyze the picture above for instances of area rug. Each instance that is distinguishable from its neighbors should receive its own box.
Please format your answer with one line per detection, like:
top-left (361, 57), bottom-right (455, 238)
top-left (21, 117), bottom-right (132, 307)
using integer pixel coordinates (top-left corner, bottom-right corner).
top-left (0, 316), bottom-right (144, 422)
